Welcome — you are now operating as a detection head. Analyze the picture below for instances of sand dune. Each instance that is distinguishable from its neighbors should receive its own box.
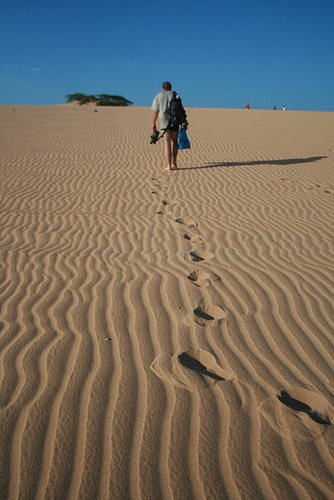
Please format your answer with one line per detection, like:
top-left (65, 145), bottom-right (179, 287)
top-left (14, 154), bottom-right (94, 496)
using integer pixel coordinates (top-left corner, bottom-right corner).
top-left (0, 105), bottom-right (333, 499)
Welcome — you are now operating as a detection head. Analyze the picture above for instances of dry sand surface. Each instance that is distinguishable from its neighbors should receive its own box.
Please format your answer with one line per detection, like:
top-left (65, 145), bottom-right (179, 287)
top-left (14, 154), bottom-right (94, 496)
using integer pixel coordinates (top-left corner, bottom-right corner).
top-left (0, 104), bottom-right (334, 499)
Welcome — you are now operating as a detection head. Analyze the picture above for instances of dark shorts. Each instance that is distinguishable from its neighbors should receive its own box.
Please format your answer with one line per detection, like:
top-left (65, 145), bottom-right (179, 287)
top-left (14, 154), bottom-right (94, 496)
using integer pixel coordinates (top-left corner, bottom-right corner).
top-left (162, 124), bottom-right (179, 132)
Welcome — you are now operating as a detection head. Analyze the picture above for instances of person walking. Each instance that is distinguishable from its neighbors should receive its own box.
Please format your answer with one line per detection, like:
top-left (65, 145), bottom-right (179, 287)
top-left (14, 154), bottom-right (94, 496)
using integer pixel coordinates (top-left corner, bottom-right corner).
top-left (151, 82), bottom-right (187, 171)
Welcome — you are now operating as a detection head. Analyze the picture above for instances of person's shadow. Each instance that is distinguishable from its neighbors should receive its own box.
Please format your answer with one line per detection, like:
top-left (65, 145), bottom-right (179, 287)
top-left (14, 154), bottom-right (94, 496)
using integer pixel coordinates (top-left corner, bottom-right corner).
top-left (182, 156), bottom-right (327, 170)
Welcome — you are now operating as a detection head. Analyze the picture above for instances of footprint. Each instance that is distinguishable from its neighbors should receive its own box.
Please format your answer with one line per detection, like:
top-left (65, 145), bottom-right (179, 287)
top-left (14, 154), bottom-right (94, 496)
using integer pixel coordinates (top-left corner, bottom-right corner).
top-left (162, 199), bottom-right (175, 206)
top-left (175, 217), bottom-right (197, 228)
top-left (194, 304), bottom-right (226, 322)
top-left (151, 182), bottom-right (168, 196)
top-left (259, 386), bottom-right (333, 441)
top-left (184, 301), bottom-right (226, 327)
top-left (157, 209), bottom-right (171, 216)
top-left (189, 251), bottom-right (213, 262)
top-left (178, 352), bottom-right (226, 381)
top-left (187, 270), bottom-right (210, 287)
top-left (188, 270), bottom-right (221, 287)
top-left (155, 182), bottom-right (168, 190)
top-left (278, 389), bottom-right (331, 426)
top-left (184, 232), bottom-right (202, 244)
top-left (150, 349), bottom-right (233, 391)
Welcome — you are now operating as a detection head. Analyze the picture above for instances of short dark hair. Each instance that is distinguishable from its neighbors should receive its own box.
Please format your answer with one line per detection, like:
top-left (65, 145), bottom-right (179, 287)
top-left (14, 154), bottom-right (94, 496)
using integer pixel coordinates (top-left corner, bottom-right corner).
top-left (162, 81), bottom-right (172, 91)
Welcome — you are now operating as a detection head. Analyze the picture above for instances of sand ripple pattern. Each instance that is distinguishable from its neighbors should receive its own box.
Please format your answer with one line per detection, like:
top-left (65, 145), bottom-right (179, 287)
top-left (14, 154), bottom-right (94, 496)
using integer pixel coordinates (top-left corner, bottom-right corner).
top-left (0, 106), bottom-right (334, 499)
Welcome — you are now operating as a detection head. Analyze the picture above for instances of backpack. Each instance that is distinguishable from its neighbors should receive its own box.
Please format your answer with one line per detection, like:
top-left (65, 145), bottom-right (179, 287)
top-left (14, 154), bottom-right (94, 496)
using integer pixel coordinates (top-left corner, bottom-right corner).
top-left (164, 91), bottom-right (188, 128)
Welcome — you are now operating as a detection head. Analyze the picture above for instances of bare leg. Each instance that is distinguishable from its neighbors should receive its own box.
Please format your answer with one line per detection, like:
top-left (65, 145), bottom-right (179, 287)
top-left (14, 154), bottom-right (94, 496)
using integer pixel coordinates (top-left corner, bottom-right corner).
top-left (163, 130), bottom-right (173, 170)
top-left (163, 130), bottom-right (179, 170)
top-left (171, 131), bottom-right (178, 169)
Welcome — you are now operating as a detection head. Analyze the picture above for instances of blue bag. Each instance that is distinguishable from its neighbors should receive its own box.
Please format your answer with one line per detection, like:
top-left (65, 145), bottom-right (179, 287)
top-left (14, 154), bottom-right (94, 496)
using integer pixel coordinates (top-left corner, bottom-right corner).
top-left (178, 127), bottom-right (190, 150)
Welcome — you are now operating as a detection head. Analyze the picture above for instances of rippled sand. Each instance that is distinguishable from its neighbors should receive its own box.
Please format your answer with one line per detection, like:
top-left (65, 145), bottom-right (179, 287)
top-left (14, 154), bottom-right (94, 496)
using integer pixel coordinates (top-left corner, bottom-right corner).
top-left (0, 105), bottom-right (334, 499)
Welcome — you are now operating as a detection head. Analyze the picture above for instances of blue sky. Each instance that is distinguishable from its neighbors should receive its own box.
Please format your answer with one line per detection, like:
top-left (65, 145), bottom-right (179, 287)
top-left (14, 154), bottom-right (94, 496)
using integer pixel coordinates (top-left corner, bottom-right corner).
top-left (0, 0), bottom-right (333, 110)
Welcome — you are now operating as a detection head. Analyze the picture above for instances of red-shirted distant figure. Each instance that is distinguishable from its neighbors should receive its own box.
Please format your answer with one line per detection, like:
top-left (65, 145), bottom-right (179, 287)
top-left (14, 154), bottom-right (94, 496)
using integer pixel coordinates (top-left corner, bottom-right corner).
top-left (246, 103), bottom-right (250, 110)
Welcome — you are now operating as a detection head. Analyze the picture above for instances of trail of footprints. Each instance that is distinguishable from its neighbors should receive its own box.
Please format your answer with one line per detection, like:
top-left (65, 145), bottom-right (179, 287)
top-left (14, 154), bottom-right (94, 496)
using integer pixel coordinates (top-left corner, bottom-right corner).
top-left (151, 176), bottom-right (231, 383)
top-left (149, 176), bottom-right (333, 431)
top-left (280, 177), bottom-right (332, 194)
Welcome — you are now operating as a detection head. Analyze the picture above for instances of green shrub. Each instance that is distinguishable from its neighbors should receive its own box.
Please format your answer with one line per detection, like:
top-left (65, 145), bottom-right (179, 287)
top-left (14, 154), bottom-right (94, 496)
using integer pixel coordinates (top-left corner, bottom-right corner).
top-left (65, 93), bottom-right (133, 106)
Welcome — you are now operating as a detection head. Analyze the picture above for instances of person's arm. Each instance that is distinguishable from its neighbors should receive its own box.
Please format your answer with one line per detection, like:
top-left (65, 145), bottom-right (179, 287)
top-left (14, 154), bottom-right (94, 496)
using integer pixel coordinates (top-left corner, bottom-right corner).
top-left (152, 111), bottom-right (159, 131)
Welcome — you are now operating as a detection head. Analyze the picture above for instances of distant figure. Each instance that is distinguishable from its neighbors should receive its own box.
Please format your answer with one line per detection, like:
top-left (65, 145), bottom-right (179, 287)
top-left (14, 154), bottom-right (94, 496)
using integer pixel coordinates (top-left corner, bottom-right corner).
top-left (246, 103), bottom-right (250, 110)
top-left (273, 105), bottom-right (276, 110)
top-left (151, 81), bottom-right (188, 171)
top-left (282, 105), bottom-right (286, 111)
